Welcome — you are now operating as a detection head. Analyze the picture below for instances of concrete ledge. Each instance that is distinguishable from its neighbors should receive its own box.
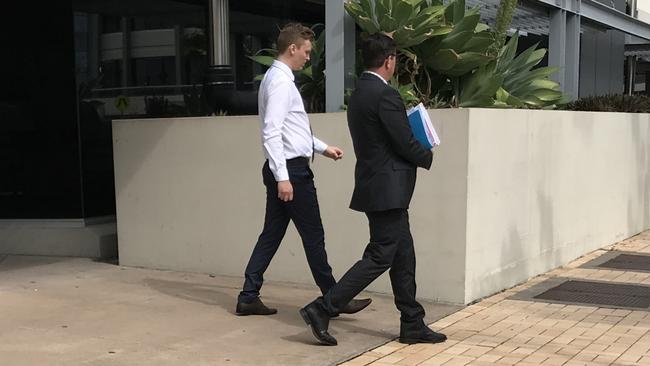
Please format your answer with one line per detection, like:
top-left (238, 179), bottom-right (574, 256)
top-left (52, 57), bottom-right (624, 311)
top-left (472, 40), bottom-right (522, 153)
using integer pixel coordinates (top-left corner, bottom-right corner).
top-left (112, 109), bottom-right (650, 304)
top-left (0, 219), bottom-right (118, 258)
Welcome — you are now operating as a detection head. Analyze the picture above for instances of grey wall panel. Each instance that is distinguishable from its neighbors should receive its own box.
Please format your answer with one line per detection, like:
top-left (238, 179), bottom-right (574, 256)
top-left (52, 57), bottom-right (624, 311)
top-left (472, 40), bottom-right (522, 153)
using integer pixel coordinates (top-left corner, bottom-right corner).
top-left (580, 27), bottom-right (626, 96)
top-left (610, 30), bottom-right (626, 94)
top-left (595, 30), bottom-right (613, 94)
top-left (580, 30), bottom-right (598, 97)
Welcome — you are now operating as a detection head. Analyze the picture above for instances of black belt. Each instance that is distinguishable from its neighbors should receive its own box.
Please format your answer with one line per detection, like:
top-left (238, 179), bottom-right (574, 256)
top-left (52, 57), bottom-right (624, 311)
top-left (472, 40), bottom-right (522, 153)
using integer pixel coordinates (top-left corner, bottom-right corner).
top-left (285, 156), bottom-right (310, 166)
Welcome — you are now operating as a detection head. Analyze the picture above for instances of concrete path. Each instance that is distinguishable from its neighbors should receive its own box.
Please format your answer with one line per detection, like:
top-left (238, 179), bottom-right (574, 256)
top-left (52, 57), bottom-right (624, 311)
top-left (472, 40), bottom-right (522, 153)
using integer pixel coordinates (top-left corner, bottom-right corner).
top-left (342, 231), bottom-right (650, 366)
top-left (0, 255), bottom-right (459, 366)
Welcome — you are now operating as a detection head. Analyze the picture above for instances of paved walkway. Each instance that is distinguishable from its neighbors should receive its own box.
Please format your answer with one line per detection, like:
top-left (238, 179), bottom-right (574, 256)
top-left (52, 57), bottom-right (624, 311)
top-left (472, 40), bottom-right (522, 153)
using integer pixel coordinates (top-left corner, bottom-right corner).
top-left (340, 231), bottom-right (650, 366)
top-left (3, 232), bottom-right (650, 365)
top-left (0, 255), bottom-right (458, 366)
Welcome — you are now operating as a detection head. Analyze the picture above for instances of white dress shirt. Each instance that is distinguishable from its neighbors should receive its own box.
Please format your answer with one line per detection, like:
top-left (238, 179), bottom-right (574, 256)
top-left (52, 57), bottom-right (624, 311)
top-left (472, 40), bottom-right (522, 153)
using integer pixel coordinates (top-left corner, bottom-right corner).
top-left (258, 60), bottom-right (328, 182)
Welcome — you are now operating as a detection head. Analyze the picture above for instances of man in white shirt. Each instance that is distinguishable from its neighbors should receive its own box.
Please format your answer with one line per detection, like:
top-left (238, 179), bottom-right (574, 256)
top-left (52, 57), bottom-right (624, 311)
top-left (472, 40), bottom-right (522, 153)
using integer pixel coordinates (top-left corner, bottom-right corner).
top-left (236, 23), bottom-right (371, 316)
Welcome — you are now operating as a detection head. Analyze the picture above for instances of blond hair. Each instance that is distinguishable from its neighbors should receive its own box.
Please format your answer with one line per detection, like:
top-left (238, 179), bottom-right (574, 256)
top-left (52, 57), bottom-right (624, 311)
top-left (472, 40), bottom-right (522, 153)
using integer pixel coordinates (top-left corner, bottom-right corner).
top-left (277, 23), bottom-right (314, 54)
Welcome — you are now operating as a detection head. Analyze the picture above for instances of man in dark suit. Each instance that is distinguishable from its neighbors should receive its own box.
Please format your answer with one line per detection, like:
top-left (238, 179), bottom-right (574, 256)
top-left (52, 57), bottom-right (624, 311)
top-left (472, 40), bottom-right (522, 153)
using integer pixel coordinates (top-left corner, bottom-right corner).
top-left (299, 33), bottom-right (447, 346)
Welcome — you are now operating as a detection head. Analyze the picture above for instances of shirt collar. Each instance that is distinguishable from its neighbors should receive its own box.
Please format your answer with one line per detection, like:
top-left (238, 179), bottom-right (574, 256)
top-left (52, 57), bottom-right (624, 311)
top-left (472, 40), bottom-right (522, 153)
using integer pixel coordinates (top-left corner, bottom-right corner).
top-left (363, 71), bottom-right (388, 85)
top-left (271, 60), bottom-right (295, 82)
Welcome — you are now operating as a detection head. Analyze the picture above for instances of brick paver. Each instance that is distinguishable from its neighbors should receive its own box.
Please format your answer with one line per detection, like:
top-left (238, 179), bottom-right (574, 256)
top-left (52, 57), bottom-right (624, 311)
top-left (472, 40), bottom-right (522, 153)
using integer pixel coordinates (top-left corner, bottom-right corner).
top-left (339, 231), bottom-right (650, 366)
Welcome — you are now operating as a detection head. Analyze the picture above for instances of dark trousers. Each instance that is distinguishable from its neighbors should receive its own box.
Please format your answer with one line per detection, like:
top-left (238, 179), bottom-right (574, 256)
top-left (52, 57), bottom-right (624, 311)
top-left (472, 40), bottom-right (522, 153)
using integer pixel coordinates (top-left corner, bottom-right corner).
top-left (238, 158), bottom-right (336, 303)
top-left (317, 208), bottom-right (425, 329)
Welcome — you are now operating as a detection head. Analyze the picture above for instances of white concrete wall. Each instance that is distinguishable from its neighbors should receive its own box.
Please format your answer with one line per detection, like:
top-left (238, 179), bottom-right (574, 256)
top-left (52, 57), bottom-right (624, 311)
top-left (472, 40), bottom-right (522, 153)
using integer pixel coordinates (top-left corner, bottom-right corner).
top-left (464, 109), bottom-right (650, 303)
top-left (113, 112), bottom-right (469, 303)
top-left (410, 109), bottom-right (469, 303)
top-left (113, 109), bottom-right (650, 304)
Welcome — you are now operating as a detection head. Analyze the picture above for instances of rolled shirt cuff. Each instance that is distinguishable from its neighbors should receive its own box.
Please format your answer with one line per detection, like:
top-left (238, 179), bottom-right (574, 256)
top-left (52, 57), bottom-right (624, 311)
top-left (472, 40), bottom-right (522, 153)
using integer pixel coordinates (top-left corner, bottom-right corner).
top-left (313, 137), bottom-right (328, 155)
top-left (272, 167), bottom-right (289, 182)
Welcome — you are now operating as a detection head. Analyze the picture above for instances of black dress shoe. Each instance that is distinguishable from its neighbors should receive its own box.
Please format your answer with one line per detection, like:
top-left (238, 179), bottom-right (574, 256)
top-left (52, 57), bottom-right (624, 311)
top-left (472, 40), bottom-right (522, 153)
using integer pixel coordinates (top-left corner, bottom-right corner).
top-left (339, 298), bottom-right (372, 314)
top-left (299, 302), bottom-right (337, 346)
top-left (235, 298), bottom-right (277, 316)
top-left (399, 327), bottom-right (447, 344)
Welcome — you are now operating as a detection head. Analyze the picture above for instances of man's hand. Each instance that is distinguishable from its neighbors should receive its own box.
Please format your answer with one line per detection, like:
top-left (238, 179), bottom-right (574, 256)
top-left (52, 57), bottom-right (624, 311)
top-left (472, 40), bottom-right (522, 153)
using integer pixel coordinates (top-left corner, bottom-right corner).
top-left (277, 180), bottom-right (293, 202)
top-left (324, 146), bottom-right (344, 161)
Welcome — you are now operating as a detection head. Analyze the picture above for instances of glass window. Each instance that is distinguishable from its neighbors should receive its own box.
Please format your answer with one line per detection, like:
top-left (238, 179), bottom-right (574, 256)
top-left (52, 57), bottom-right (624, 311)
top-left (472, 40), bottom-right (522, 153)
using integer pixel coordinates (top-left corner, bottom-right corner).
top-left (71, 0), bottom-right (210, 218)
top-left (131, 57), bottom-right (176, 86)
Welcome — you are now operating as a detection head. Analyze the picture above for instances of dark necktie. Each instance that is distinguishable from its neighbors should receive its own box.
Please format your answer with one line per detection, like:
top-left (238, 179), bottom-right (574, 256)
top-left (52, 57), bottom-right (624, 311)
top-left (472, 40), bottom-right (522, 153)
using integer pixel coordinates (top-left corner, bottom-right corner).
top-left (294, 79), bottom-right (315, 162)
top-left (309, 123), bottom-right (315, 162)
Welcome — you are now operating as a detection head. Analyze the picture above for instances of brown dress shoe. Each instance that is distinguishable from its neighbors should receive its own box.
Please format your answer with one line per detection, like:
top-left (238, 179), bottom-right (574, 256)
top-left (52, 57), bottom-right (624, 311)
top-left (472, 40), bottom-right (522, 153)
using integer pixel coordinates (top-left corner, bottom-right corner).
top-left (235, 298), bottom-right (277, 316)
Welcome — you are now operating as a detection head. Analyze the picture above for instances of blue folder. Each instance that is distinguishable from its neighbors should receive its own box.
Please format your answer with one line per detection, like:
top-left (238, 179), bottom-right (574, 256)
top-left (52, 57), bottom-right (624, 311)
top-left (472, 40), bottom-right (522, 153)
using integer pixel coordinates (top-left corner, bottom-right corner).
top-left (407, 107), bottom-right (434, 149)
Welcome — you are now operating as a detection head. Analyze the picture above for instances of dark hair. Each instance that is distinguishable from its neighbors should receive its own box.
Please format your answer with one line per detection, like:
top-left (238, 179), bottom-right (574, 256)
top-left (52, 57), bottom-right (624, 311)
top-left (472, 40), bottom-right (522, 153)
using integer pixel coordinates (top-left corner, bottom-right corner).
top-left (277, 23), bottom-right (315, 54)
top-left (361, 33), bottom-right (397, 69)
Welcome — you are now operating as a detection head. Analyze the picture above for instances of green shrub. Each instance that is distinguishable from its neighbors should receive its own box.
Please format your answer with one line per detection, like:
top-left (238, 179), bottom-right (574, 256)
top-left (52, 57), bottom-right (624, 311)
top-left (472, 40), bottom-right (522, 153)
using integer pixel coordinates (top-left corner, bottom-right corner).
top-left (563, 94), bottom-right (650, 113)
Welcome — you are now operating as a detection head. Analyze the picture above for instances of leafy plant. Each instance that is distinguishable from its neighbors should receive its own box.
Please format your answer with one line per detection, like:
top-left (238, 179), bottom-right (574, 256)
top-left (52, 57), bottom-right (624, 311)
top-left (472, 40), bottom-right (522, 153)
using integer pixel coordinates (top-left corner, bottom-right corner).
top-left (419, 0), bottom-right (493, 78)
top-left (389, 78), bottom-right (419, 107)
top-left (494, 34), bottom-right (563, 108)
top-left (417, 0), bottom-right (497, 106)
top-left (428, 94), bottom-right (451, 108)
top-left (457, 65), bottom-right (504, 107)
top-left (488, 0), bottom-right (519, 56)
top-left (249, 49), bottom-right (278, 79)
top-left (344, 0), bottom-right (566, 109)
top-left (344, 0), bottom-right (451, 48)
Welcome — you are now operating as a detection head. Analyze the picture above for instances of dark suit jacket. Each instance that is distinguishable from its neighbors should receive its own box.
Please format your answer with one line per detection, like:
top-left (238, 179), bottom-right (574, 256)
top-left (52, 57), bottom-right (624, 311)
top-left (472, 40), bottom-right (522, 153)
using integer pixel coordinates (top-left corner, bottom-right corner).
top-left (347, 73), bottom-right (433, 212)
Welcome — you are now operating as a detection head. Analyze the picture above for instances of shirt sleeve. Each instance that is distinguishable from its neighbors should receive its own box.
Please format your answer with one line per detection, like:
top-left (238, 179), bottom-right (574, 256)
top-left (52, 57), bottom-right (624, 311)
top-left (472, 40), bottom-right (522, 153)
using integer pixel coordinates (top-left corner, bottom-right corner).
top-left (261, 79), bottom-right (291, 181)
top-left (313, 136), bottom-right (328, 155)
